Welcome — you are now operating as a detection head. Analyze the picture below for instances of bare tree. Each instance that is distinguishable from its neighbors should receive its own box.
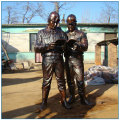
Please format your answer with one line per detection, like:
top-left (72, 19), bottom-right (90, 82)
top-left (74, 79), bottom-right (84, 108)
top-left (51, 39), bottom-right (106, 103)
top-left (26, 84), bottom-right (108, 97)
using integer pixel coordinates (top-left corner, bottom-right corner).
top-left (22, 2), bottom-right (29, 23)
top-left (35, 3), bottom-right (48, 22)
top-left (51, 1), bottom-right (74, 23)
top-left (3, 6), bottom-right (18, 24)
top-left (98, 2), bottom-right (118, 23)
top-left (2, 1), bottom-right (76, 24)
top-left (7, 7), bottom-right (11, 24)
top-left (2, 4), bottom-right (21, 24)
top-left (53, 2), bottom-right (66, 13)
top-left (21, 2), bottom-right (45, 23)
top-left (2, 2), bottom-right (46, 24)
top-left (81, 9), bottom-right (92, 23)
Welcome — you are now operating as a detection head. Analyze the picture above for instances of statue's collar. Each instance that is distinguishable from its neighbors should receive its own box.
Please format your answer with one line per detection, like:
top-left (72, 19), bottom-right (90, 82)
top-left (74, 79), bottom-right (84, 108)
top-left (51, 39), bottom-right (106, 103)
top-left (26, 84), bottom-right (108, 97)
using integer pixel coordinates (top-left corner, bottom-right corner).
top-left (68, 28), bottom-right (78, 35)
top-left (46, 26), bottom-right (57, 33)
top-left (68, 31), bottom-right (76, 36)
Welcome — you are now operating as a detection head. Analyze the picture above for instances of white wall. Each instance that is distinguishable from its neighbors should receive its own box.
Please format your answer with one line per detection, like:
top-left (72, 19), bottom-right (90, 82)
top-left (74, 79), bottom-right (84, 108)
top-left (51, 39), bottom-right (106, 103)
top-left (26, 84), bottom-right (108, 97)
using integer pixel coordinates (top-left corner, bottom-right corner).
top-left (87, 33), bottom-right (105, 52)
top-left (2, 33), bottom-right (29, 53)
top-left (2, 32), bottom-right (105, 53)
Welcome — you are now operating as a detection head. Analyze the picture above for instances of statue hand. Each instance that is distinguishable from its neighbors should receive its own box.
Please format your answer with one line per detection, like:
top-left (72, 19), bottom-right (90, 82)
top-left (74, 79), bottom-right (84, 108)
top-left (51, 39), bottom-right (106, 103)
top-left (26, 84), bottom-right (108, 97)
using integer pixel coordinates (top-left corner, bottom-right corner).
top-left (49, 42), bottom-right (56, 49)
top-left (73, 42), bottom-right (79, 50)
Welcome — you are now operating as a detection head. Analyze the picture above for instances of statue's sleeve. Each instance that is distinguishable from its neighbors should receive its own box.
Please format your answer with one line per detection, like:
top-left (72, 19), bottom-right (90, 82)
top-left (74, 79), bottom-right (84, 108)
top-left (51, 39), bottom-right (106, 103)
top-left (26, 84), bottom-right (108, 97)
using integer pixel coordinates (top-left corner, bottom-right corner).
top-left (79, 33), bottom-right (88, 52)
top-left (75, 32), bottom-right (88, 52)
top-left (34, 30), bottom-right (49, 53)
top-left (60, 28), bottom-right (67, 41)
top-left (63, 32), bottom-right (68, 40)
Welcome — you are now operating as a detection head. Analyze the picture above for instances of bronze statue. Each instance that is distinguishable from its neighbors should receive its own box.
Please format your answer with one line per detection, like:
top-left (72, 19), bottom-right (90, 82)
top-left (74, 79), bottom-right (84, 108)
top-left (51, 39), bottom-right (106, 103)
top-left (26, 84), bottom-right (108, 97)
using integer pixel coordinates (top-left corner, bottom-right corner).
top-left (65, 14), bottom-right (91, 105)
top-left (34, 11), bottom-right (71, 111)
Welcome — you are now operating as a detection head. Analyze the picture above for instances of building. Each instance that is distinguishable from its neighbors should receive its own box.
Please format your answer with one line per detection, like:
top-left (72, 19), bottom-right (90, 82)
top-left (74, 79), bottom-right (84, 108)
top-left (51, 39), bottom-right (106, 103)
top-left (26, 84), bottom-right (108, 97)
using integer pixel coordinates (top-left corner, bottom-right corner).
top-left (2, 23), bottom-right (118, 66)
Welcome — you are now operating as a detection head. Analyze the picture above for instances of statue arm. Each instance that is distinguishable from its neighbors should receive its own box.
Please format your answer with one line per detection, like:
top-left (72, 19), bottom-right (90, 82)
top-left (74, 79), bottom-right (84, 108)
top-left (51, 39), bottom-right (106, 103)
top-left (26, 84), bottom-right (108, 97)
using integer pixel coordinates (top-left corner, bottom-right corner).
top-left (34, 31), bottom-right (49, 53)
top-left (74, 33), bottom-right (88, 52)
top-left (79, 33), bottom-right (88, 51)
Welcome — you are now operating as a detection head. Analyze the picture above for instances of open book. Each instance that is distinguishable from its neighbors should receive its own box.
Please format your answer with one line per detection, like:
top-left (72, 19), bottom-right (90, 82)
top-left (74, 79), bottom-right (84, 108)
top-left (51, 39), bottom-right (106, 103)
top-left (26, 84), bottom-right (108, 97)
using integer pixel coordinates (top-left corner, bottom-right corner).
top-left (67, 39), bottom-right (77, 47)
top-left (55, 39), bottom-right (66, 46)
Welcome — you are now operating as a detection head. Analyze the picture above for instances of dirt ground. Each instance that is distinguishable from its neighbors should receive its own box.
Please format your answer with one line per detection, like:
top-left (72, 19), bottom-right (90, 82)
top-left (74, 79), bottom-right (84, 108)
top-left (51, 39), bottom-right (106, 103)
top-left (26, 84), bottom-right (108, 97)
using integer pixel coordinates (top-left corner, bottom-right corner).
top-left (2, 64), bottom-right (118, 119)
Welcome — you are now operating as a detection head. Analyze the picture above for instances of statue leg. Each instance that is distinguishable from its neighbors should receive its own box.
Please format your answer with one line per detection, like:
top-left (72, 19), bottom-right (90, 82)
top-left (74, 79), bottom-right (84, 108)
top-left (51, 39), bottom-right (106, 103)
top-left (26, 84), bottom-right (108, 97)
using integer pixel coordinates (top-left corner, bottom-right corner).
top-left (73, 58), bottom-right (92, 105)
top-left (40, 86), bottom-right (50, 111)
top-left (55, 58), bottom-right (71, 109)
top-left (65, 58), bottom-right (75, 104)
top-left (40, 59), bottom-right (53, 111)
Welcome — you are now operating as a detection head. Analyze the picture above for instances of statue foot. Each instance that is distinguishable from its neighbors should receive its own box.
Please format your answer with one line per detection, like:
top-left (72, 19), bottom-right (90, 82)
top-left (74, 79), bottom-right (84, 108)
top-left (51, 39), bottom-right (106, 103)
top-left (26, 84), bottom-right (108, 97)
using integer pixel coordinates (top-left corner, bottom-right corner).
top-left (61, 100), bottom-right (72, 109)
top-left (68, 96), bottom-right (75, 104)
top-left (81, 98), bottom-right (93, 106)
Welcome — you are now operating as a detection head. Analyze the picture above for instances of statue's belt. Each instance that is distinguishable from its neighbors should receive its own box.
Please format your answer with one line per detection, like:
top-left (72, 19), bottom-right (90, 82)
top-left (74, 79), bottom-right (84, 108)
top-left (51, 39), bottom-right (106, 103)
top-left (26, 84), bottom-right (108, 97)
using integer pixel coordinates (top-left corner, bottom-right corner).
top-left (42, 51), bottom-right (63, 57)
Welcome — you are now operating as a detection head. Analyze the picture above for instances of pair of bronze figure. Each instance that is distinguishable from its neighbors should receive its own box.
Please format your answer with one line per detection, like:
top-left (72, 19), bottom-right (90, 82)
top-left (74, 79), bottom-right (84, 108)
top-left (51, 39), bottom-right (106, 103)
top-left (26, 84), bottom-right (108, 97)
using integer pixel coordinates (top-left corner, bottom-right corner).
top-left (34, 11), bottom-right (91, 111)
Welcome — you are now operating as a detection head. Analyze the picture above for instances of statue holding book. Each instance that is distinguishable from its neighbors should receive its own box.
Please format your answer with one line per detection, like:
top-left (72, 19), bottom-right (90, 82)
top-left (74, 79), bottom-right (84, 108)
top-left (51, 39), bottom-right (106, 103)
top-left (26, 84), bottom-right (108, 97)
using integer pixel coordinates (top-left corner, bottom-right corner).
top-left (34, 11), bottom-right (71, 111)
top-left (65, 14), bottom-right (92, 105)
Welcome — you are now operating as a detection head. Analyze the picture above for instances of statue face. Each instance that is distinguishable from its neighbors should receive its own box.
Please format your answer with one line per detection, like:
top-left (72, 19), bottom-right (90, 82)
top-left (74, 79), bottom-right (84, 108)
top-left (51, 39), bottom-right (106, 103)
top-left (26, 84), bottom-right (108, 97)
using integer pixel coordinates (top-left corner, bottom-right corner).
top-left (48, 20), bottom-right (58, 29)
top-left (67, 15), bottom-right (77, 32)
top-left (67, 20), bottom-right (76, 32)
top-left (48, 12), bottom-right (60, 29)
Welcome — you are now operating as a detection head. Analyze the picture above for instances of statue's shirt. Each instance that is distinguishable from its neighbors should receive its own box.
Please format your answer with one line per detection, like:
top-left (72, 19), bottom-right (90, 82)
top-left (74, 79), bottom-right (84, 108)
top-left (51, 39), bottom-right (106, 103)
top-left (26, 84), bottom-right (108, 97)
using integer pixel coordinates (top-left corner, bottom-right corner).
top-left (66, 29), bottom-right (88, 55)
top-left (35, 27), bottom-right (67, 54)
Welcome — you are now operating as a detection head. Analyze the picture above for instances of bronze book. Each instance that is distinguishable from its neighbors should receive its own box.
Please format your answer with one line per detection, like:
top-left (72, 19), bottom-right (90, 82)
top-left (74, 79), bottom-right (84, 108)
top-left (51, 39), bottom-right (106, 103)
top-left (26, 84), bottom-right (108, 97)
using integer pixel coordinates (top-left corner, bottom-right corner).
top-left (67, 39), bottom-right (76, 47)
top-left (55, 39), bottom-right (66, 46)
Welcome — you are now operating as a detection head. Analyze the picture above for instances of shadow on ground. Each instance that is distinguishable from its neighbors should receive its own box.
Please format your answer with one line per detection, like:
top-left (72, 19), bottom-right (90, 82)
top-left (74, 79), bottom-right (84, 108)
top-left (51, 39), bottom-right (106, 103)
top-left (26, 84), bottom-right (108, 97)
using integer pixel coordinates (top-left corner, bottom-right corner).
top-left (2, 69), bottom-right (41, 74)
top-left (2, 77), bottom-right (42, 86)
top-left (2, 77), bottom-right (115, 119)
top-left (34, 84), bottom-right (114, 118)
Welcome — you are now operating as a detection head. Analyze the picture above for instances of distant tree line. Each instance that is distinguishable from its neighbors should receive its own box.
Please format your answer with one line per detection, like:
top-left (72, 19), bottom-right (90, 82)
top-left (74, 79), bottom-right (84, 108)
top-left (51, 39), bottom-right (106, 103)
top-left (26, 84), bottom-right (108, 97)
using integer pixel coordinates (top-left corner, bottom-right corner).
top-left (97, 2), bottom-right (118, 23)
top-left (2, 1), bottom-right (118, 24)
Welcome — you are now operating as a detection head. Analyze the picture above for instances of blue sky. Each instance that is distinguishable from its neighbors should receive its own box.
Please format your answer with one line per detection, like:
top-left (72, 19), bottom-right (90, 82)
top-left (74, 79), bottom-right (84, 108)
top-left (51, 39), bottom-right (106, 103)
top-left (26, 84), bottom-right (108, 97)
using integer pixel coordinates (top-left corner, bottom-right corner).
top-left (1, 1), bottom-right (119, 24)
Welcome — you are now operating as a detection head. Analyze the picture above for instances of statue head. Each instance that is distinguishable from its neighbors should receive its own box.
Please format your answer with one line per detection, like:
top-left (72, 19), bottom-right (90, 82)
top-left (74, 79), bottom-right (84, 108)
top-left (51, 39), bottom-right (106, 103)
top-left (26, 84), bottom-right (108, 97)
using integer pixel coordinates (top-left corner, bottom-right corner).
top-left (48, 11), bottom-right (60, 29)
top-left (66, 14), bottom-right (77, 32)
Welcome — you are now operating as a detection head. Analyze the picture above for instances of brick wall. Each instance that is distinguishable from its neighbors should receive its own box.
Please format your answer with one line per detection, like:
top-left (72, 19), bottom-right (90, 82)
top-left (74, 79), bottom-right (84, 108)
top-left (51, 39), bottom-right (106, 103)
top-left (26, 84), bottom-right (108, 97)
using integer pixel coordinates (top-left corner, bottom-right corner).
top-left (108, 43), bottom-right (118, 67)
top-left (95, 45), bottom-right (101, 65)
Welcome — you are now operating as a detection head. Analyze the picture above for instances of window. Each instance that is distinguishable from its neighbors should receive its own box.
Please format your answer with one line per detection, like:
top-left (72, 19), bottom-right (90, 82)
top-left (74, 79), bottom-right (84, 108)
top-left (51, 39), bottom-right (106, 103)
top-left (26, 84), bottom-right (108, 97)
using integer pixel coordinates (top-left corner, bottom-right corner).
top-left (30, 33), bottom-right (37, 52)
top-left (30, 33), bottom-right (42, 63)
